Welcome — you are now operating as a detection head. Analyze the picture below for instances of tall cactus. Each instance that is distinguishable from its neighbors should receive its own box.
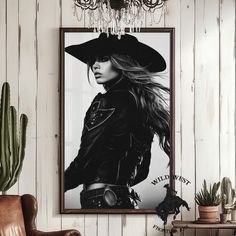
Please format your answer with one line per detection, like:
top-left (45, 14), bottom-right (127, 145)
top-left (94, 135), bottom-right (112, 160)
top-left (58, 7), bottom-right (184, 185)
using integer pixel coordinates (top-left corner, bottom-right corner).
top-left (0, 82), bottom-right (28, 192)
top-left (221, 177), bottom-right (236, 213)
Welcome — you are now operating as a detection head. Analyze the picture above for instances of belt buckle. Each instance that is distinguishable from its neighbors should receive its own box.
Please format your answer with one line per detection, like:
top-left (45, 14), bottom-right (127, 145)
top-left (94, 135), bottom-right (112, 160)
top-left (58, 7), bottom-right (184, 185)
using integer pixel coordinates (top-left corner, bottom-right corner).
top-left (103, 186), bottom-right (118, 207)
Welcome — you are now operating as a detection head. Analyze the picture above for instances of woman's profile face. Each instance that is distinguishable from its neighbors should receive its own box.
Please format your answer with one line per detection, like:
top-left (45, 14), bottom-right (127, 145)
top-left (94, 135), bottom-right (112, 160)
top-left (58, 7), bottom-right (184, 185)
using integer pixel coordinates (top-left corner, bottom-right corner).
top-left (91, 56), bottom-right (120, 84)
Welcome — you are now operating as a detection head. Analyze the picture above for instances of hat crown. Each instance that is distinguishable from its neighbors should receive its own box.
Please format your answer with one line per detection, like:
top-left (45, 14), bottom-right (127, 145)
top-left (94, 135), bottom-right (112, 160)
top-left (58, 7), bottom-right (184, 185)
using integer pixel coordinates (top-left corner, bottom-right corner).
top-left (99, 33), bottom-right (138, 45)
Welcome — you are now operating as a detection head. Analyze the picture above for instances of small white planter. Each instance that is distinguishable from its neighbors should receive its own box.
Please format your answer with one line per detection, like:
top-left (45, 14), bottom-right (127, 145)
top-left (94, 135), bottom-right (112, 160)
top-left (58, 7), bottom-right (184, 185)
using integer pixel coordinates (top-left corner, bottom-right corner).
top-left (231, 209), bottom-right (236, 222)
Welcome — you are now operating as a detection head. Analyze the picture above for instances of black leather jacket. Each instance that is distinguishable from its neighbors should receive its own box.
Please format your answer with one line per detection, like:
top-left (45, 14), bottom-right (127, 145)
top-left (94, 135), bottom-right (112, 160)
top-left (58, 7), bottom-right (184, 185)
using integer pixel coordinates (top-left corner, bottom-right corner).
top-left (64, 80), bottom-right (154, 192)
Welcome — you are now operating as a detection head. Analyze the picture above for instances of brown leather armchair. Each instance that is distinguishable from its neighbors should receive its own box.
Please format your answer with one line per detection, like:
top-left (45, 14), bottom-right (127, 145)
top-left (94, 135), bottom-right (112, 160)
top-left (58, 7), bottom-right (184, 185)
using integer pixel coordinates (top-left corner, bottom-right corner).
top-left (0, 194), bottom-right (81, 236)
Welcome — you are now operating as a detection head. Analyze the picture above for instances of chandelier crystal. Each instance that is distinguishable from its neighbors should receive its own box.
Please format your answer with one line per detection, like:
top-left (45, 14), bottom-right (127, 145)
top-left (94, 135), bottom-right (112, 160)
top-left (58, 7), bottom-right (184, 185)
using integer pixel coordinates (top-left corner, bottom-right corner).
top-left (73, 0), bottom-right (167, 38)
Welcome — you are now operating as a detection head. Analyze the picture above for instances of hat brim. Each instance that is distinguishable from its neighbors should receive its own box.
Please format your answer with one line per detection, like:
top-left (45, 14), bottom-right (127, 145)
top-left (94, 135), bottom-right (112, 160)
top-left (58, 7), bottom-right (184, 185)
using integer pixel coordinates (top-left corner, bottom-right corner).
top-left (65, 34), bottom-right (166, 73)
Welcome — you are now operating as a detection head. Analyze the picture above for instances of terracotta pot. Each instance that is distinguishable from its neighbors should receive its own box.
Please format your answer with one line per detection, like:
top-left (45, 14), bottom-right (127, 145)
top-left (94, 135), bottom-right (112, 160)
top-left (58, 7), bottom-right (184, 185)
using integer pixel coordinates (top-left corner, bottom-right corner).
top-left (198, 206), bottom-right (219, 222)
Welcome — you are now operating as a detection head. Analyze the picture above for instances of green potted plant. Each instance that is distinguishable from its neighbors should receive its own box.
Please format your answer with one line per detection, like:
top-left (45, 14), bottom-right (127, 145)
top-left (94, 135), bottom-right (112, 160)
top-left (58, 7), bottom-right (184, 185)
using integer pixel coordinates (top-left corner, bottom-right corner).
top-left (0, 82), bottom-right (28, 194)
top-left (195, 179), bottom-right (221, 223)
top-left (221, 177), bottom-right (236, 223)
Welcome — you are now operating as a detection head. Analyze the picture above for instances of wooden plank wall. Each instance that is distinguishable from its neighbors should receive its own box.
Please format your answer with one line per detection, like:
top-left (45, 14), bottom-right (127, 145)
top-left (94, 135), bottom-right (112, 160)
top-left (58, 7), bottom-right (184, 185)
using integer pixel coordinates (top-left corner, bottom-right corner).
top-left (0, 0), bottom-right (235, 235)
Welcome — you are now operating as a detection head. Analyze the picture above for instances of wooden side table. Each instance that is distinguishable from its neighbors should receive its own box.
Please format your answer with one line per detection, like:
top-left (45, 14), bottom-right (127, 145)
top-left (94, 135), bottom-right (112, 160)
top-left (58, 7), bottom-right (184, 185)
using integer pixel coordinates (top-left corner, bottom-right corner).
top-left (171, 220), bottom-right (236, 236)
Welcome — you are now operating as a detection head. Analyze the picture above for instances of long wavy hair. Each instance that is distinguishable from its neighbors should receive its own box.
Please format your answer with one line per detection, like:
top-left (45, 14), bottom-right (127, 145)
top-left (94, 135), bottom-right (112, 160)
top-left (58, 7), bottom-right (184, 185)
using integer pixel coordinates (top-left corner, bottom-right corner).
top-left (88, 54), bottom-right (170, 157)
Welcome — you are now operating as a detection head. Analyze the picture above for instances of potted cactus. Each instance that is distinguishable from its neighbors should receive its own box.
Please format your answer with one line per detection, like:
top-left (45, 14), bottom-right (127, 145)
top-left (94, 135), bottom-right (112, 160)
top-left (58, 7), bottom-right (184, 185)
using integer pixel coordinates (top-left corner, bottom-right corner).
top-left (221, 177), bottom-right (236, 223)
top-left (0, 82), bottom-right (28, 194)
top-left (195, 180), bottom-right (221, 223)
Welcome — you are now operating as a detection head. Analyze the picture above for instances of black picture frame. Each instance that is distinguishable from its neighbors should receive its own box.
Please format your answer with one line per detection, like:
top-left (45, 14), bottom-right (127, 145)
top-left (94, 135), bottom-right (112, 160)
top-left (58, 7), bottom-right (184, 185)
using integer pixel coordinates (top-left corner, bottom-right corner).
top-left (60, 27), bottom-right (175, 214)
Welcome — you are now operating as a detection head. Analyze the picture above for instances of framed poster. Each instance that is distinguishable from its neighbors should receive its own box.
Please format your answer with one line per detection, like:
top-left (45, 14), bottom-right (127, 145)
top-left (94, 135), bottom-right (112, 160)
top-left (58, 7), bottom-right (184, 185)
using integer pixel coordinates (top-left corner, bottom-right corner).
top-left (60, 28), bottom-right (175, 213)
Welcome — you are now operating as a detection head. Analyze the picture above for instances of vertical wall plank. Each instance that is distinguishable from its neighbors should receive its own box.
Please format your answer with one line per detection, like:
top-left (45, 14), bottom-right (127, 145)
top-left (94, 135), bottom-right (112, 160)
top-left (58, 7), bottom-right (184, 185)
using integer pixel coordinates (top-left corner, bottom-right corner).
top-left (195, 0), bottom-right (220, 235)
top-left (6, 0), bottom-right (19, 105)
top-left (84, 215), bottom-right (98, 236)
top-left (180, 0), bottom-right (196, 225)
top-left (108, 215), bottom-right (122, 236)
top-left (36, 0), bottom-right (62, 231)
top-left (122, 215), bottom-right (146, 236)
top-left (18, 0), bottom-right (37, 197)
top-left (98, 215), bottom-right (109, 236)
top-left (61, 0), bottom-right (83, 27)
top-left (5, 0), bottom-right (20, 195)
top-left (219, 1), bottom-right (235, 234)
top-left (195, 0), bottom-right (220, 186)
top-left (0, 0), bottom-right (6, 85)
top-left (219, 0), bottom-right (235, 180)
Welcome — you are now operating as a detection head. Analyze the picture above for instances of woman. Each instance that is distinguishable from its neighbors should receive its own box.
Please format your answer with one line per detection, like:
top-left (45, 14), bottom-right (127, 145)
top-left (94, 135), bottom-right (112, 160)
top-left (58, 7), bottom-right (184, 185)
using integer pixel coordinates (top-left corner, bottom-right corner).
top-left (64, 33), bottom-right (170, 209)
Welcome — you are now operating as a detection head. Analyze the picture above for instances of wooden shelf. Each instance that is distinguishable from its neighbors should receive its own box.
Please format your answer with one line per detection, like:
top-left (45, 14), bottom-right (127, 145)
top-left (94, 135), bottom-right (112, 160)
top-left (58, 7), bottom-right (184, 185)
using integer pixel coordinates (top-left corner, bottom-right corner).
top-left (172, 220), bottom-right (236, 229)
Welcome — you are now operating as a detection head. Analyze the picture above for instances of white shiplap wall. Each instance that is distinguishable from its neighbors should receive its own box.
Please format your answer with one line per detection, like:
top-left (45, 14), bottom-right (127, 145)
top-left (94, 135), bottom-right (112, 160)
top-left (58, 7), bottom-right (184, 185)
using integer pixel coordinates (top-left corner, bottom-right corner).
top-left (0, 0), bottom-right (235, 235)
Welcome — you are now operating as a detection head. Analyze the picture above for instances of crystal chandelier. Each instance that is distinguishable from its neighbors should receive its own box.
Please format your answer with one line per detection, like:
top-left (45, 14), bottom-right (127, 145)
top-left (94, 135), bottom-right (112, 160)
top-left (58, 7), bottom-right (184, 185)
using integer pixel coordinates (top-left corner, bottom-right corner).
top-left (73, 0), bottom-right (168, 37)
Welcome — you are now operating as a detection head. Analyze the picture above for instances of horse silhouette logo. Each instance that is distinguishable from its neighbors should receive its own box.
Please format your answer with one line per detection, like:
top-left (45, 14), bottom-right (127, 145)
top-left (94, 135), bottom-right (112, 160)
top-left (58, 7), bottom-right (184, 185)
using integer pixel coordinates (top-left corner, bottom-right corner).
top-left (155, 184), bottom-right (190, 225)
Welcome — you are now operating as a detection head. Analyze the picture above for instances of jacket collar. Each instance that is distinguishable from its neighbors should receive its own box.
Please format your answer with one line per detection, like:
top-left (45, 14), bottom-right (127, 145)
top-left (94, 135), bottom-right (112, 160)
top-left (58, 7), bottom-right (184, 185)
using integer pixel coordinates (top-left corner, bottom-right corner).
top-left (105, 77), bottom-right (131, 93)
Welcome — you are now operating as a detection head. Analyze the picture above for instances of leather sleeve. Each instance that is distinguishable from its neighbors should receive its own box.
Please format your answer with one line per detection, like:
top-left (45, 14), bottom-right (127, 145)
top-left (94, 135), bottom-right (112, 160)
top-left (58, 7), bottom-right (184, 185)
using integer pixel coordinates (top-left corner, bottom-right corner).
top-left (64, 91), bottom-right (137, 191)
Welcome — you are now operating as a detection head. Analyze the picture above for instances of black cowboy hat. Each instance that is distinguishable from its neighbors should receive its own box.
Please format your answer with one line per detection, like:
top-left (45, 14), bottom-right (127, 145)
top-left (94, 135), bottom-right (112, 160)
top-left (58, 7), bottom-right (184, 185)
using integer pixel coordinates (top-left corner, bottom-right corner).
top-left (65, 33), bottom-right (166, 73)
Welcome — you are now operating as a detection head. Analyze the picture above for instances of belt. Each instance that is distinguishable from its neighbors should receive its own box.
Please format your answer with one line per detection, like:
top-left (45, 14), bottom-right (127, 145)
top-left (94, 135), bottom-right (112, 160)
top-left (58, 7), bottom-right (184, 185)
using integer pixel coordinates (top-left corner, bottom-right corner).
top-left (83, 183), bottom-right (129, 191)
top-left (80, 184), bottom-right (140, 209)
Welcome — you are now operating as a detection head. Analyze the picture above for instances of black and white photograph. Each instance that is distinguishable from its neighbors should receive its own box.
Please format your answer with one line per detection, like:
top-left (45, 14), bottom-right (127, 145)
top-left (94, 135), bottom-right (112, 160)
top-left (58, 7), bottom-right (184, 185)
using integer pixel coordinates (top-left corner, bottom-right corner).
top-left (60, 28), bottom-right (175, 213)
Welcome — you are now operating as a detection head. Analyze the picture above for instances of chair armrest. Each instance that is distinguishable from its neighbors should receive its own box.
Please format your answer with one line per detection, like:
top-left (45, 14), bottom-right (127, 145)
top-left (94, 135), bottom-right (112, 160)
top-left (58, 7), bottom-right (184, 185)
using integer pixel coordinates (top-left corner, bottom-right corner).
top-left (21, 195), bottom-right (81, 236)
top-left (29, 229), bottom-right (81, 236)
